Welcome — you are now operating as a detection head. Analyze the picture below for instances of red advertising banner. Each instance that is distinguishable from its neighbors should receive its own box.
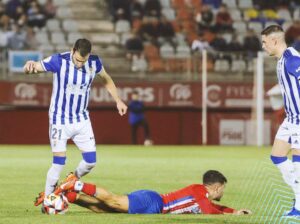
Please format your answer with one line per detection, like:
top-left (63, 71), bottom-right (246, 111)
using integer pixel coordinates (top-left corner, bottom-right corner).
top-left (0, 81), bottom-right (274, 109)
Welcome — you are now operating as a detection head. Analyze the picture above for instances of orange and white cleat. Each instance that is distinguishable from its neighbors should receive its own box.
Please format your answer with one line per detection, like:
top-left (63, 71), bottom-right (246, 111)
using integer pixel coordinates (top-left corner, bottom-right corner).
top-left (54, 179), bottom-right (77, 194)
top-left (61, 172), bottom-right (78, 185)
top-left (34, 191), bottom-right (45, 206)
top-left (54, 172), bottom-right (78, 194)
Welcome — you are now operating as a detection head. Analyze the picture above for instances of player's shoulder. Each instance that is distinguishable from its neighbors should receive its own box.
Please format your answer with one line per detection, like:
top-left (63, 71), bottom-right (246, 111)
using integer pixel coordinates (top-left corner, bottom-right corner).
top-left (59, 52), bottom-right (71, 60)
top-left (188, 184), bottom-right (207, 197)
top-left (284, 47), bottom-right (300, 60)
top-left (187, 184), bottom-right (204, 191)
top-left (89, 54), bottom-right (102, 62)
top-left (284, 48), bottom-right (300, 68)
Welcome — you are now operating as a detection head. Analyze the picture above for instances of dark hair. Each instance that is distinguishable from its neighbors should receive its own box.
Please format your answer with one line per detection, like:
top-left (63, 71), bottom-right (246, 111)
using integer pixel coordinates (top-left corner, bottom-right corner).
top-left (73, 38), bottom-right (92, 57)
top-left (132, 90), bottom-right (139, 95)
top-left (203, 170), bottom-right (227, 185)
top-left (261, 25), bottom-right (284, 36)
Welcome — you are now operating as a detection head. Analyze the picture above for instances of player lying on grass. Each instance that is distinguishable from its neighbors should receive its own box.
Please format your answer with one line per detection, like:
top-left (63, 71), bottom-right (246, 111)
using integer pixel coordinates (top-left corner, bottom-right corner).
top-left (54, 170), bottom-right (252, 215)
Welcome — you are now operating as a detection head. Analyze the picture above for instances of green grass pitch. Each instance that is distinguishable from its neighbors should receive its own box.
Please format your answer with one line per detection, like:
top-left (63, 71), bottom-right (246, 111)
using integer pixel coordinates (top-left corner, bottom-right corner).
top-left (0, 145), bottom-right (298, 224)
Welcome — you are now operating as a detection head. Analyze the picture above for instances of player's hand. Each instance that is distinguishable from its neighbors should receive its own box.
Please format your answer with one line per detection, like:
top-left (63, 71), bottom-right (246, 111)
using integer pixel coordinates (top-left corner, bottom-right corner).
top-left (116, 100), bottom-right (127, 116)
top-left (24, 61), bottom-right (38, 74)
top-left (234, 209), bottom-right (252, 215)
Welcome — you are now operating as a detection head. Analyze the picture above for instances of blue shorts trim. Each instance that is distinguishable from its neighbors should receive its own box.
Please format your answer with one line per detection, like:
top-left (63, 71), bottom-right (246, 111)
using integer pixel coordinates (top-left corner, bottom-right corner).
top-left (128, 190), bottom-right (163, 214)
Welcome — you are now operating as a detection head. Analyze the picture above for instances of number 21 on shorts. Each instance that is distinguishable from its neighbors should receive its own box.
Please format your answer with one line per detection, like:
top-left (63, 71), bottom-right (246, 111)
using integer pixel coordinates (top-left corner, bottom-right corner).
top-left (51, 127), bottom-right (62, 140)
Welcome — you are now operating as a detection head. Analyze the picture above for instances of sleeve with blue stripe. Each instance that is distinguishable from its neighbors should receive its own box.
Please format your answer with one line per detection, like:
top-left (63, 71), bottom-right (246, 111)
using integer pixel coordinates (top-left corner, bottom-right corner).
top-left (41, 54), bottom-right (61, 73)
top-left (285, 55), bottom-right (300, 78)
top-left (95, 56), bottom-right (103, 74)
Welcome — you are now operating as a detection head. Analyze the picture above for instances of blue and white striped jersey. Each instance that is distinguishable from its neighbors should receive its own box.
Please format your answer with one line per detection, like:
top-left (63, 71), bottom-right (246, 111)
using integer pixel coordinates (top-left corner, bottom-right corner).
top-left (277, 47), bottom-right (300, 124)
top-left (41, 52), bottom-right (103, 125)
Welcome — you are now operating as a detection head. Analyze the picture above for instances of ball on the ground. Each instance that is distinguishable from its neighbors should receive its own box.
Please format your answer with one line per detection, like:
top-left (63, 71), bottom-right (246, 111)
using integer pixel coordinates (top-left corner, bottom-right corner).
top-left (43, 193), bottom-right (69, 215)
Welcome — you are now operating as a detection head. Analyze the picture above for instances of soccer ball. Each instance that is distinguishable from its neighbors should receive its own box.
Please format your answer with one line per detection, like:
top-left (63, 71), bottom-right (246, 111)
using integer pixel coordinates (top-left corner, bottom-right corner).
top-left (43, 193), bottom-right (69, 215)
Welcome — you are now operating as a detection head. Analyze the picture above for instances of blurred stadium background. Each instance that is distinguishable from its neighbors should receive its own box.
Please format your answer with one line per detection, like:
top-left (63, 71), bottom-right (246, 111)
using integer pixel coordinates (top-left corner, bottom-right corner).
top-left (1, 0), bottom-right (297, 145)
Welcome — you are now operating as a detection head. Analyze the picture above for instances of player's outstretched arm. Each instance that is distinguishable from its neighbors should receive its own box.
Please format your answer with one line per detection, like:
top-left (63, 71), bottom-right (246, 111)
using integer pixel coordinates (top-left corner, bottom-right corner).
top-left (99, 68), bottom-right (127, 116)
top-left (23, 60), bottom-right (45, 74)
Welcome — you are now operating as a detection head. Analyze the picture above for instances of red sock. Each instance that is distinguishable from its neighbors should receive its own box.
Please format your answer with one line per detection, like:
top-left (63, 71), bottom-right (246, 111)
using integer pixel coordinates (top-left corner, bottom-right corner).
top-left (64, 191), bottom-right (77, 203)
top-left (82, 183), bottom-right (96, 196)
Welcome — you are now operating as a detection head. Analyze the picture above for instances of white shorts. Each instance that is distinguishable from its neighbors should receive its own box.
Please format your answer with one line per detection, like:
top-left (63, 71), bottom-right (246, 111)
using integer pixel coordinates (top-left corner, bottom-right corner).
top-left (276, 118), bottom-right (300, 149)
top-left (49, 119), bottom-right (96, 152)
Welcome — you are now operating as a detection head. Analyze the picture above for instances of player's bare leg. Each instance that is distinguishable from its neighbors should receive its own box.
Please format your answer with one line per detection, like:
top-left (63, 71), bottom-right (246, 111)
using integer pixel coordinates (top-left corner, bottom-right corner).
top-left (74, 194), bottom-right (117, 213)
top-left (56, 180), bottom-right (129, 213)
top-left (93, 185), bottom-right (129, 213)
top-left (271, 139), bottom-right (290, 157)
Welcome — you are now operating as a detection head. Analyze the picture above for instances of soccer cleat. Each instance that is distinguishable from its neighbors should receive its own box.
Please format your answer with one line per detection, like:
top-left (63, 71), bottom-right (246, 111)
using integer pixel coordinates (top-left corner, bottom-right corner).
top-left (61, 172), bottom-right (78, 185)
top-left (284, 207), bottom-right (300, 217)
top-left (34, 191), bottom-right (45, 206)
top-left (53, 172), bottom-right (78, 194)
top-left (54, 179), bottom-right (77, 194)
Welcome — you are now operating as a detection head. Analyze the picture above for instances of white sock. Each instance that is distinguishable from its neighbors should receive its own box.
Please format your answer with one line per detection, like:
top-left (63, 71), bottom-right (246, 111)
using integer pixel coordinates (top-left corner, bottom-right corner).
top-left (294, 162), bottom-right (300, 180)
top-left (45, 163), bottom-right (64, 196)
top-left (276, 159), bottom-right (300, 210)
top-left (74, 181), bottom-right (84, 191)
top-left (276, 159), bottom-right (298, 188)
top-left (293, 161), bottom-right (300, 210)
top-left (75, 160), bottom-right (96, 178)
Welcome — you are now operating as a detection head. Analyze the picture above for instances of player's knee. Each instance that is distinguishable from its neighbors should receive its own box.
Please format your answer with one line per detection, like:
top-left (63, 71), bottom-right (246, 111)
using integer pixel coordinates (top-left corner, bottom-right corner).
top-left (270, 155), bottom-right (287, 165)
top-left (82, 151), bottom-right (97, 170)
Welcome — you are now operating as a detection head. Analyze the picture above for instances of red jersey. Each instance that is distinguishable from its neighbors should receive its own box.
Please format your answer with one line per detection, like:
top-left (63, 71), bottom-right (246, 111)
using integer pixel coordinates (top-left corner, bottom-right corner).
top-left (161, 184), bottom-right (234, 214)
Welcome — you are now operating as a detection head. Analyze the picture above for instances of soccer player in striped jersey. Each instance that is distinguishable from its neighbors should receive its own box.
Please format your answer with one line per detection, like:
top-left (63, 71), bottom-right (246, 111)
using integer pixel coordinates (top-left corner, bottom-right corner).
top-left (23, 39), bottom-right (127, 207)
top-left (55, 170), bottom-right (251, 215)
top-left (261, 25), bottom-right (300, 217)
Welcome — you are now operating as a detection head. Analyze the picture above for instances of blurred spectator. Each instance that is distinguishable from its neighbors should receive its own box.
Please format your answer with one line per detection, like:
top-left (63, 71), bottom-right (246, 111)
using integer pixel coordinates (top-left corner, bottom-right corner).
top-left (111, 0), bottom-right (131, 21)
top-left (253, 0), bottom-right (278, 9)
top-left (128, 90), bottom-right (152, 145)
top-left (243, 29), bottom-right (261, 59)
top-left (195, 4), bottom-right (214, 32)
top-left (43, 0), bottom-right (57, 19)
top-left (215, 4), bottom-right (233, 32)
top-left (5, 0), bottom-right (22, 19)
top-left (138, 17), bottom-right (158, 44)
top-left (0, 2), bottom-right (10, 30)
top-left (227, 34), bottom-right (244, 52)
top-left (285, 20), bottom-right (300, 46)
top-left (210, 33), bottom-right (227, 51)
top-left (27, 1), bottom-right (46, 28)
top-left (125, 30), bottom-right (144, 59)
top-left (157, 16), bottom-right (175, 45)
top-left (7, 24), bottom-right (26, 50)
top-left (25, 27), bottom-right (38, 49)
top-left (12, 6), bottom-right (26, 27)
top-left (290, 0), bottom-right (300, 11)
top-left (144, 0), bottom-right (161, 18)
top-left (130, 0), bottom-right (144, 20)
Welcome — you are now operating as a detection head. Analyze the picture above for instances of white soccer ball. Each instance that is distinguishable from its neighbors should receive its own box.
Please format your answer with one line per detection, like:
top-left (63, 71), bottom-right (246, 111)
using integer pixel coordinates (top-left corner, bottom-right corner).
top-left (43, 193), bottom-right (69, 215)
